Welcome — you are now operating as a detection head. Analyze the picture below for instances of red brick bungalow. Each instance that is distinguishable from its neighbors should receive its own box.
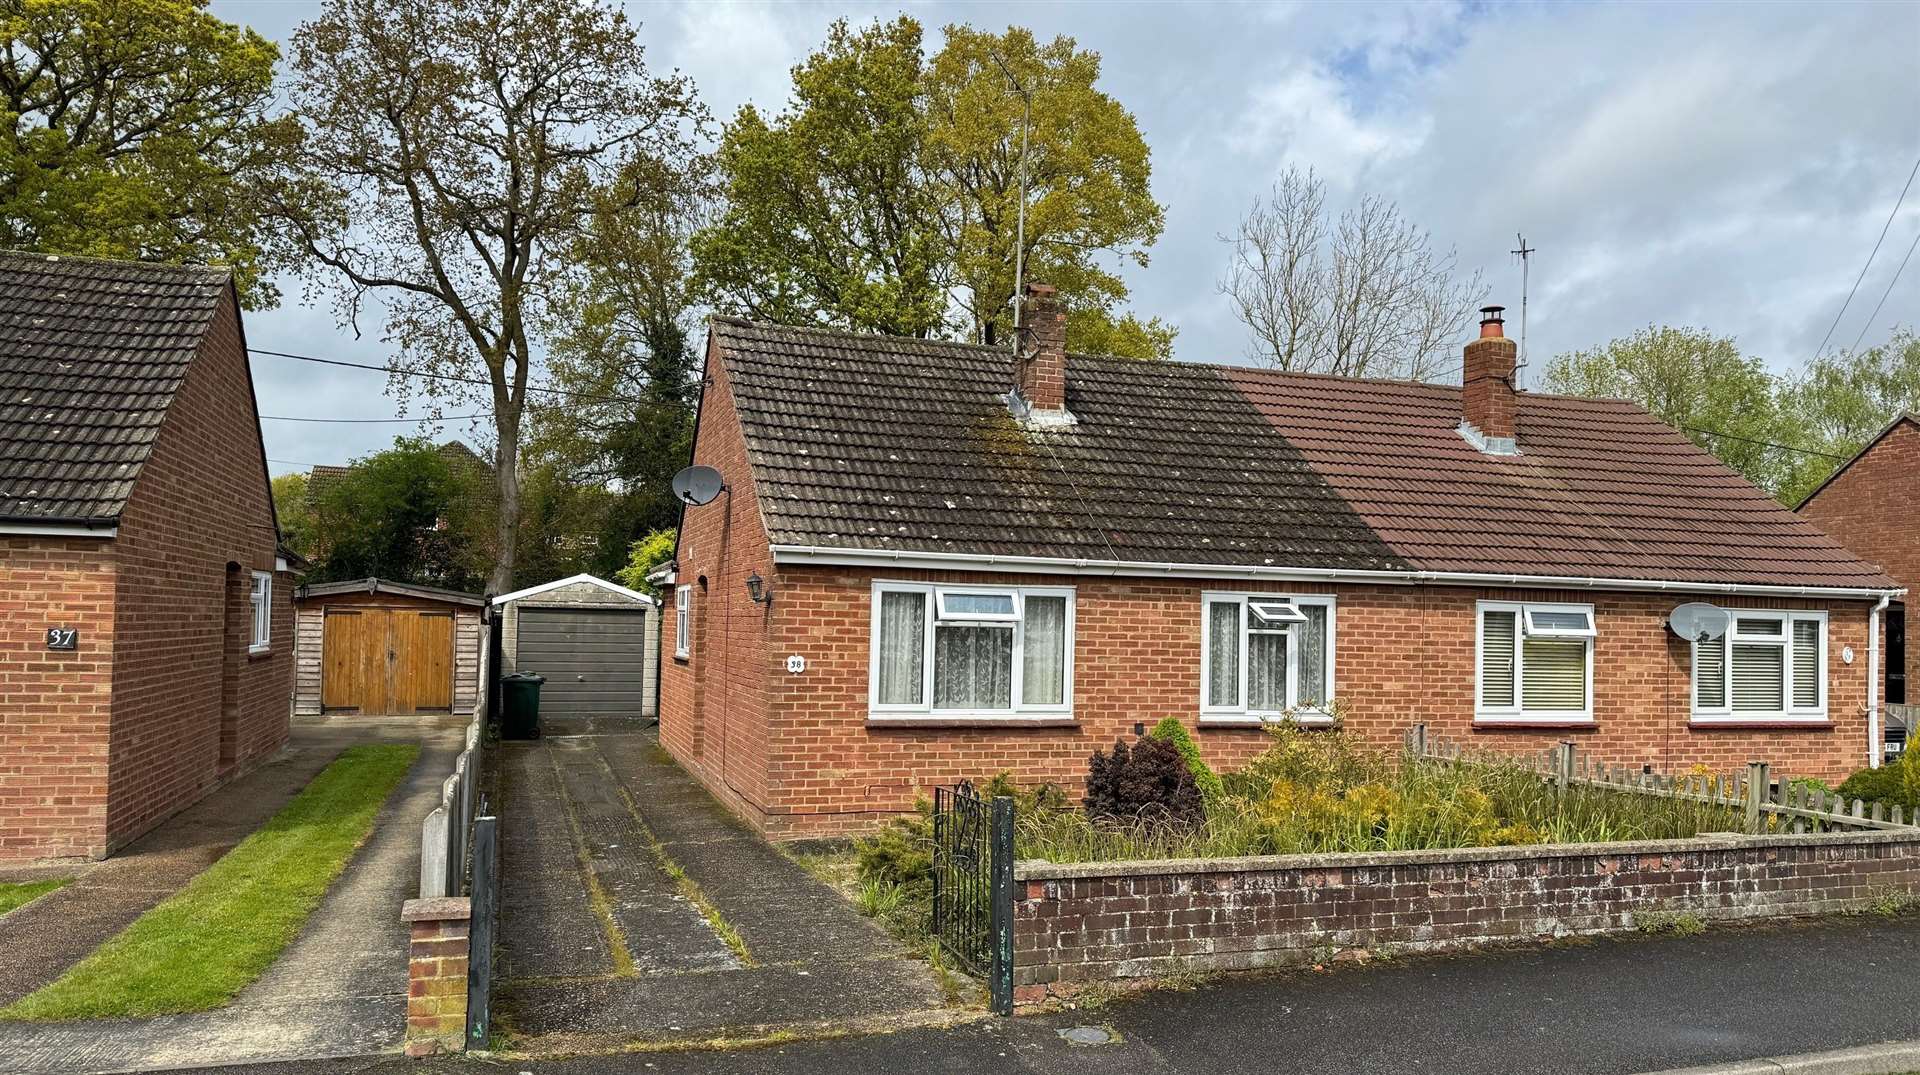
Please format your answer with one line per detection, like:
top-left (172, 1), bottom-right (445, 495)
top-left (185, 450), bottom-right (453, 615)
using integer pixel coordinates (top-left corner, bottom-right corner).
top-left (1797, 413), bottom-right (1918, 732)
top-left (0, 253), bottom-right (295, 862)
top-left (660, 285), bottom-right (1904, 838)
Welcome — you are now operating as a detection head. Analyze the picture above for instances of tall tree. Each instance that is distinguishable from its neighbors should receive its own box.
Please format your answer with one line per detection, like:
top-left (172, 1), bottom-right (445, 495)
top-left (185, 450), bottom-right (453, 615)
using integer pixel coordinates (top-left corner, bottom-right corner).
top-left (1, 0), bottom-right (298, 306)
top-left (525, 149), bottom-right (708, 574)
top-left (922, 25), bottom-right (1165, 351)
top-left (266, 0), bottom-right (705, 591)
top-left (270, 471), bottom-right (315, 561)
top-left (1218, 166), bottom-right (1486, 380)
top-left (692, 17), bottom-right (945, 337)
top-left (1540, 325), bottom-right (1789, 494)
top-left (1776, 330), bottom-right (1920, 503)
top-left (693, 17), bottom-right (1170, 358)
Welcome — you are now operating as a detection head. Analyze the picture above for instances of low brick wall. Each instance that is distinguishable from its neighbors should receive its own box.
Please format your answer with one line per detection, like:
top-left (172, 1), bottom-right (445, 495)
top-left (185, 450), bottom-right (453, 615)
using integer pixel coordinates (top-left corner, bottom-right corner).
top-left (1013, 830), bottom-right (1920, 1001)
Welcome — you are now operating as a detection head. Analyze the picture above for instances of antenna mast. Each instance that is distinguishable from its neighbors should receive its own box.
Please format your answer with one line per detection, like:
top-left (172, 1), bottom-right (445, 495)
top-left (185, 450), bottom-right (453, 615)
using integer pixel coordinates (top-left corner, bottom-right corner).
top-left (1510, 233), bottom-right (1535, 383)
top-left (993, 52), bottom-right (1032, 347)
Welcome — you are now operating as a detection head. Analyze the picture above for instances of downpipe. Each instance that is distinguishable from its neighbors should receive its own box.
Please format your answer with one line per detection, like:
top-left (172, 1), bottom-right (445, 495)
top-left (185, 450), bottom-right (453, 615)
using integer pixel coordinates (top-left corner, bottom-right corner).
top-left (1870, 593), bottom-right (1891, 768)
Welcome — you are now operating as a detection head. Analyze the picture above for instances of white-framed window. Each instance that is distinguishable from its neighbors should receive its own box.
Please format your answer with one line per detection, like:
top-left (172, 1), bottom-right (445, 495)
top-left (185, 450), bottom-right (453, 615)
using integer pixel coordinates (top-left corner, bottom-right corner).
top-left (249, 571), bottom-right (272, 653)
top-left (1476, 601), bottom-right (1594, 723)
top-left (674, 585), bottom-right (691, 659)
top-left (1692, 610), bottom-right (1826, 723)
top-left (1199, 592), bottom-right (1335, 723)
top-left (869, 582), bottom-right (1074, 719)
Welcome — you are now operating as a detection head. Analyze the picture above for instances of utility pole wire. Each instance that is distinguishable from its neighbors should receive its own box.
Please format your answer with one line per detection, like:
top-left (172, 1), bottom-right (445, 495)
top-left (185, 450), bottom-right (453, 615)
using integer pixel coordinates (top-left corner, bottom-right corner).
top-left (249, 346), bottom-right (705, 407)
top-left (1812, 151), bottom-right (1920, 361)
top-left (1846, 225), bottom-right (1920, 356)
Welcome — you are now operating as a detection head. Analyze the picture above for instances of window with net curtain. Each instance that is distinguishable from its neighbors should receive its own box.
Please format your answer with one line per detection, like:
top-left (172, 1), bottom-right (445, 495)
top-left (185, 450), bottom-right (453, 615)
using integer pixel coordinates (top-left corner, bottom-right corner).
top-left (1476, 602), bottom-right (1594, 720)
top-left (1692, 611), bottom-right (1826, 720)
top-left (1201, 594), bottom-right (1333, 719)
top-left (871, 584), bottom-right (1073, 715)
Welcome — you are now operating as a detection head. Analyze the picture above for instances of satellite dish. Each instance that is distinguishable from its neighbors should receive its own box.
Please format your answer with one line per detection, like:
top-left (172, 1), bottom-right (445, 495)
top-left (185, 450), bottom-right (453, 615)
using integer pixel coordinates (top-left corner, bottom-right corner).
top-left (1667, 602), bottom-right (1729, 643)
top-left (671, 465), bottom-right (727, 506)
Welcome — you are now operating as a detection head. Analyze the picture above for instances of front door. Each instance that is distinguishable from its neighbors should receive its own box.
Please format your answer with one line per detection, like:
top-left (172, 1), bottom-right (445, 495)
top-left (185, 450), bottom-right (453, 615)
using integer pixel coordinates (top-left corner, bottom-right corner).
top-left (321, 607), bottom-right (456, 714)
top-left (1890, 602), bottom-right (1907, 706)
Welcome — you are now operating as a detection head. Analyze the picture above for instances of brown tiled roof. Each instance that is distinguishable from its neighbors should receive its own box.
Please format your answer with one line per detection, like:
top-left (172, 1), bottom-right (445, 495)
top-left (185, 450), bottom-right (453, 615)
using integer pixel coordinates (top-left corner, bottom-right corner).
top-left (711, 317), bottom-right (1899, 593)
top-left (0, 251), bottom-right (230, 522)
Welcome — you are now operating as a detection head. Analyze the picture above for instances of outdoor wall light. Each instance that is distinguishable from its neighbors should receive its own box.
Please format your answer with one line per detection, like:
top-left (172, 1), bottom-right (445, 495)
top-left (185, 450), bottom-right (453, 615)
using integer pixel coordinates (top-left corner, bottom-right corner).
top-left (745, 571), bottom-right (770, 605)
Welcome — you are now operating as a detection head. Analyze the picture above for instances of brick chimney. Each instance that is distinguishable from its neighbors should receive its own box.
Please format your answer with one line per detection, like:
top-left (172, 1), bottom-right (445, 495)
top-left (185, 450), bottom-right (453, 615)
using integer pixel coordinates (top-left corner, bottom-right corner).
top-left (1014, 282), bottom-right (1070, 419)
top-left (1459, 305), bottom-right (1519, 455)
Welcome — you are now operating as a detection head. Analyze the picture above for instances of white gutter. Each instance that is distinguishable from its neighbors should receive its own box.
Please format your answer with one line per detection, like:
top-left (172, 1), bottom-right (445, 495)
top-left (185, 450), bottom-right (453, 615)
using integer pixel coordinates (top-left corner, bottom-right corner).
top-left (1869, 593), bottom-right (1892, 768)
top-left (0, 522), bottom-right (117, 539)
top-left (770, 544), bottom-right (1908, 602)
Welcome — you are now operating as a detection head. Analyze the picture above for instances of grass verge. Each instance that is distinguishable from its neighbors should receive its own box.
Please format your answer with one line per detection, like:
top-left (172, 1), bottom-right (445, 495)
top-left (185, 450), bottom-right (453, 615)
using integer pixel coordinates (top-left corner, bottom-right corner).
top-left (0, 743), bottom-right (419, 1020)
top-left (0, 878), bottom-right (71, 918)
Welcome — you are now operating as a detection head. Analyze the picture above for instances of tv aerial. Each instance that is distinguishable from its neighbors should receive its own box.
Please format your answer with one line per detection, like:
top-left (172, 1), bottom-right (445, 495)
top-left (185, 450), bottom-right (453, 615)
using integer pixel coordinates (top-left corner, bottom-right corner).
top-left (1666, 602), bottom-right (1729, 643)
top-left (671, 465), bottom-right (727, 506)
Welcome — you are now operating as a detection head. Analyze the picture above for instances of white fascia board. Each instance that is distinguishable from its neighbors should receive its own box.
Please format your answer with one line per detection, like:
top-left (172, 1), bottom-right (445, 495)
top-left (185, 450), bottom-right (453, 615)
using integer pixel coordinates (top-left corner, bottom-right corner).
top-left (491, 572), bottom-right (659, 607)
top-left (769, 544), bottom-right (1908, 601)
top-left (0, 522), bottom-right (117, 538)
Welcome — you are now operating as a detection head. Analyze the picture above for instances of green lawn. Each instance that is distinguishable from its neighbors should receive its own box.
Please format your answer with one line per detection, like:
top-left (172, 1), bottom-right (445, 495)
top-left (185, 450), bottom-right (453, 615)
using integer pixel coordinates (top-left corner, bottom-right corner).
top-left (0, 743), bottom-right (419, 1020)
top-left (0, 878), bottom-right (72, 917)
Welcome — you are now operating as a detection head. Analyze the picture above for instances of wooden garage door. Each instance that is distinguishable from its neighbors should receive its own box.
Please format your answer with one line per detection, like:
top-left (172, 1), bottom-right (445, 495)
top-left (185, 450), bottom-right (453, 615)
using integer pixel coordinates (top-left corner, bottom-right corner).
top-left (517, 607), bottom-right (648, 717)
top-left (321, 607), bottom-right (455, 715)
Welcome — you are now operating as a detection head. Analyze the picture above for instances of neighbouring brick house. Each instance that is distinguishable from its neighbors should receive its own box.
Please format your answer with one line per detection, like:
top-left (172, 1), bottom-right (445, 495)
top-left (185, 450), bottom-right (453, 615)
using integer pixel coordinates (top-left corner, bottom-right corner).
top-left (659, 284), bottom-right (1904, 838)
top-left (0, 252), bottom-right (295, 863)
top-left (1797, 413), bottom-right (1918, 732)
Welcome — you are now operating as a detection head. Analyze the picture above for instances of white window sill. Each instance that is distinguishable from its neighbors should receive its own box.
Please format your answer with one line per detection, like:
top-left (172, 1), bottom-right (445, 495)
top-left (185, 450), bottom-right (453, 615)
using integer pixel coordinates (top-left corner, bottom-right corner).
top-left (867, 713), bottom-right (1075, 729)
top-left (1198, 712), bottom-right (1336, 728)
top-left (1474, 714), bottom-right (1595, 728)
top-left (248, 644), bottom-right (272, 657)
top-left (1689, 713), bottom-right (1830, 728)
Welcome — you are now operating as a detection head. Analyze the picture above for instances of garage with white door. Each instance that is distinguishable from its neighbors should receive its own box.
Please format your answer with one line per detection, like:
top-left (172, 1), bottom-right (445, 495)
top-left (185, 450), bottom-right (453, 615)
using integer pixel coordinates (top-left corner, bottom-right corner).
top-left (494, 574), bottom-right (659, 719)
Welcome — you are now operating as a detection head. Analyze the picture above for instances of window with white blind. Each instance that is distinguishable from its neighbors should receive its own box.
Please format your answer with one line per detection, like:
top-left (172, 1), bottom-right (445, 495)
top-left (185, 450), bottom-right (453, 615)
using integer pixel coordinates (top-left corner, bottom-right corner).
top-left (1692, 611), bottom-right (1825, 722)
top-left (1200, 593), bottom-right (1335, 723)
top-left (869, 583), bottom-right (1074, 719)
top-left (1476, 601), bottom-right (1594, 722)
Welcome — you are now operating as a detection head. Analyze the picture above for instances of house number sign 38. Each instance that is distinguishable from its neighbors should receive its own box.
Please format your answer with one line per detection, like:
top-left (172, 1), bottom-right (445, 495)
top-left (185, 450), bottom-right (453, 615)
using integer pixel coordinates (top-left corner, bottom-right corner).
top-left (46, 627), bottom-right (78, 651)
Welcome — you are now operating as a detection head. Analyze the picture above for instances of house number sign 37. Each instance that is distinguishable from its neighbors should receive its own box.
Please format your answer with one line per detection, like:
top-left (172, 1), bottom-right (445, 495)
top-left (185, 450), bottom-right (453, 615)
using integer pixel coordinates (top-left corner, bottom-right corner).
top-left (46, 627), bottom-right (78, 651)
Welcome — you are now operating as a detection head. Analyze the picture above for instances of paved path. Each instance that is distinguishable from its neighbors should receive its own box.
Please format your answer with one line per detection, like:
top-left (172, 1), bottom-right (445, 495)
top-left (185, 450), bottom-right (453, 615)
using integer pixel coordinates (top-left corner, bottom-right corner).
top-left (495, 719), bottom-right (948, 1051)
top-left (0, 716), bottom-right (465, 1075)
top-left (165, 914), bottom-right (1920, 1075)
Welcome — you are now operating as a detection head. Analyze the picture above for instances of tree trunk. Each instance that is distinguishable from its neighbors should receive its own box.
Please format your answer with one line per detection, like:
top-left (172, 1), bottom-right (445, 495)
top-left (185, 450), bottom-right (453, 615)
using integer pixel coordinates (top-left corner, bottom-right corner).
top-left (489, 407), bottom-right (521, 594)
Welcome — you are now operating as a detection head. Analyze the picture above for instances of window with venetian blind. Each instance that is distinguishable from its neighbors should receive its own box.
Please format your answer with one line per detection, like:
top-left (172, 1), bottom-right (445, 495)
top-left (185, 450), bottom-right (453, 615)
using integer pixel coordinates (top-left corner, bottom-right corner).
top-left (1199, 593), bottom-right (1335, 722)
top-left (1476, 602), bottom-right (1594, 722)
top-left (869, 583), bottom-right (1074, 718)
top-left (1692, 611), bottom-right (1825, 722)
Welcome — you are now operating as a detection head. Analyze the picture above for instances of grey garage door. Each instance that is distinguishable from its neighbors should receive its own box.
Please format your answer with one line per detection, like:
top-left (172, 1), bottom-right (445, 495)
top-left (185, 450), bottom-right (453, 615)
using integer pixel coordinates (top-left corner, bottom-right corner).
top-left (516, 606), bottom-right (649, 717)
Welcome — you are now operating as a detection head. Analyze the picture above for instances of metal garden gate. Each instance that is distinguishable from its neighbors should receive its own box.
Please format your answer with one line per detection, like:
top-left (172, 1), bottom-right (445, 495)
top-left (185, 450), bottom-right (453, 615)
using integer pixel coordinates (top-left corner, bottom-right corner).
top-left (932, 782), bottom-right (1014, 1014)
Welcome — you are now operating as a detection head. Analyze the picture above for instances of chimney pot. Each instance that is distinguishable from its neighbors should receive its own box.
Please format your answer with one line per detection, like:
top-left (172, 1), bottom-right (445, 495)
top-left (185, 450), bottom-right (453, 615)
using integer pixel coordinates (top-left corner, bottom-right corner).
top-left (1479, 305), bottom-right (1506, 338)
top-left (1014, 282), bottom-right (1069, 416)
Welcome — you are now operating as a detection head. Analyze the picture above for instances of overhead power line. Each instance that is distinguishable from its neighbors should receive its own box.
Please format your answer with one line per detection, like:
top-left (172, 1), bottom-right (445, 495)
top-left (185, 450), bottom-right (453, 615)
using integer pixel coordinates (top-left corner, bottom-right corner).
top-left (1811, 152), bottom-right (1920, 361)
top-left (260, 411), bottom-right (492, 424)
top-left (250, 346), bottom-right (706, 407)
top-left (1680, 424), bottom-right (1849, 461)
top-left (1846, 225), bottom-right (1920, 356)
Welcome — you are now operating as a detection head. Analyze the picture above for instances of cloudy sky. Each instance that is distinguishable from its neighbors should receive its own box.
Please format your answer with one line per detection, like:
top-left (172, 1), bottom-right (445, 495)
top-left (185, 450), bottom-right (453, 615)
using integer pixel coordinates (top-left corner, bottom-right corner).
top-left (209, 0), bottom-right (1920, 477)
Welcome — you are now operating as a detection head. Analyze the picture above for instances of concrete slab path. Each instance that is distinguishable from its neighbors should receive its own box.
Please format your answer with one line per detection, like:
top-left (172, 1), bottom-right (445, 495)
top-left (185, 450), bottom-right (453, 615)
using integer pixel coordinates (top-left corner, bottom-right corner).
top-left (0, 715), bottom-right (465, 1075)
top-left (494, 719), bottom-right (948, 1051)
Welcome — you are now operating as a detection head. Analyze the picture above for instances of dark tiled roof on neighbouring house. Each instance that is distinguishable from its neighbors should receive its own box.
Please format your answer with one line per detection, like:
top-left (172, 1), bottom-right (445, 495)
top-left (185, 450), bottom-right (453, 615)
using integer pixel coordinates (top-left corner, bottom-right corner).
top-left (710, 316), bottom-right (1899, 593)
top-left (0, 251), bottom-right (232, 523)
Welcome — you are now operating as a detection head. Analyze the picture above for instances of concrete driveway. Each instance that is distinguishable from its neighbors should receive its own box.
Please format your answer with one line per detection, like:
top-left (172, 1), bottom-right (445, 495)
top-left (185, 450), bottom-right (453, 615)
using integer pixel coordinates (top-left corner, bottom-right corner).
top-left (493, 717), bottom-right (951, 1052)
top-left (0, 714), bottom-right (466, 1075)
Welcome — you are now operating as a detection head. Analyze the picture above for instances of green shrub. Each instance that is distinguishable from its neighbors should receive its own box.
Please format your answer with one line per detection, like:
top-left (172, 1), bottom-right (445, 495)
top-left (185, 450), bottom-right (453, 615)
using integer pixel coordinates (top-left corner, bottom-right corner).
top-left (1837, 764), bottom-right (1913, 811)
top-left (1149, 717), bottom-right (1225, 808)
top-left (855, 799), bottom-right (933, 900)
top-left (1084, 737), bottom-right (1204, 827)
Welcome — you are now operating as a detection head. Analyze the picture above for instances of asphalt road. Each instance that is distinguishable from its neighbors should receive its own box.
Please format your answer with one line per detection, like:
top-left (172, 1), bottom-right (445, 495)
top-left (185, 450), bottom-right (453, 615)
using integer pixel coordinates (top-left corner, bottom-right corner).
top-left (175, 913), bottom-right (1920, 1075)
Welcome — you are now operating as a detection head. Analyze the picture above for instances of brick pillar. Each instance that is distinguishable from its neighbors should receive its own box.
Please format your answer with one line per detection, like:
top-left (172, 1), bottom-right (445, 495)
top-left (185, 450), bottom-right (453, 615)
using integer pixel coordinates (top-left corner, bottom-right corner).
top-left (1461, 306), bottom-right (1518, 445)
top-left (402, 896), bottom-right (471, 1055)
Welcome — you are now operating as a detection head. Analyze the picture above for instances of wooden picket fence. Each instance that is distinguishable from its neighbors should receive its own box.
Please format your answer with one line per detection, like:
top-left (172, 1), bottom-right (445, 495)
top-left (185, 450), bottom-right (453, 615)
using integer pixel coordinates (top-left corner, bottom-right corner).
top-left (1404, 723), bottom-right (1913, 835)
